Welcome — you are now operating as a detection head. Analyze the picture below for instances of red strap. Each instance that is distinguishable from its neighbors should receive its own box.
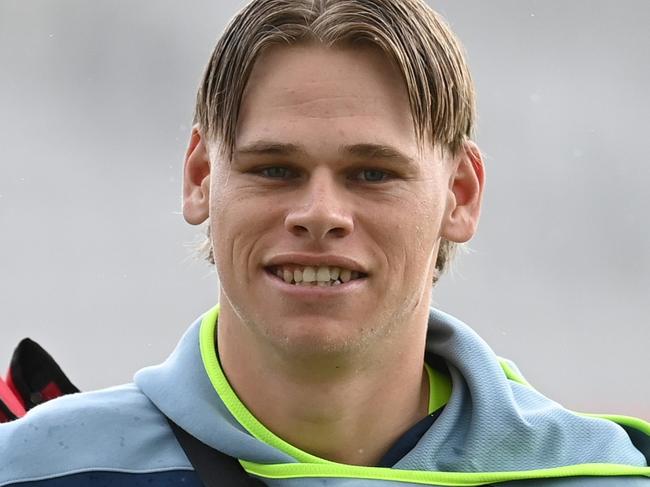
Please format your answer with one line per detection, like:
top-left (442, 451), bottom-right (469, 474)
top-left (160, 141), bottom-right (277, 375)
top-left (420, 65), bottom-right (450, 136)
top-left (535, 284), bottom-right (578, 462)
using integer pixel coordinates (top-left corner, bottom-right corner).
top-left (4, 369), bottom-right (25, 408)
top-left (0, 376), bottom-right (26, 419)
top-left (41, 381), bottom-right (63, 402)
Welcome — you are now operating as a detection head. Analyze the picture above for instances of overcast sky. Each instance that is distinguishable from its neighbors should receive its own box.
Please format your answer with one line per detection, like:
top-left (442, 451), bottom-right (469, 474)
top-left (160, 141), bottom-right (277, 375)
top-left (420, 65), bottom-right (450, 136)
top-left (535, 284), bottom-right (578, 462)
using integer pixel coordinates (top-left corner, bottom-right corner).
top-left (0, 0), bottom-right (648, 418)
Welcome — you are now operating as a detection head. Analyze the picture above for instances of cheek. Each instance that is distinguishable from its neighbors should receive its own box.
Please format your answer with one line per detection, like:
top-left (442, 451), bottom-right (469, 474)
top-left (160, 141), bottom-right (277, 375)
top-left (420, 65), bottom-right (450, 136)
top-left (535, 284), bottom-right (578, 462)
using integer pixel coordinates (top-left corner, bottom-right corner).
top-left (393, 198), bottom-right (445, 278)
top-left (414, 190), bottom-right (446, 241)
top-left (209, 186), bottom-right (255, 276)
top-left (209, 184), bottom-right (282, 284)
top-left (363, 197), bottom-right (440, 281)
top-left (392, 195), bottom-right (444, 248)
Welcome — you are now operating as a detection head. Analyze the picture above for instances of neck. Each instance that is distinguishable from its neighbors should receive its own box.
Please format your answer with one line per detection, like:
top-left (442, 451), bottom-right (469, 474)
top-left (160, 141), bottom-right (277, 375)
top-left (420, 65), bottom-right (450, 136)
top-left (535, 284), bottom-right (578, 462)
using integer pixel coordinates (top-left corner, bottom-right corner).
top-left (217, 305), bottom-right (430, 466)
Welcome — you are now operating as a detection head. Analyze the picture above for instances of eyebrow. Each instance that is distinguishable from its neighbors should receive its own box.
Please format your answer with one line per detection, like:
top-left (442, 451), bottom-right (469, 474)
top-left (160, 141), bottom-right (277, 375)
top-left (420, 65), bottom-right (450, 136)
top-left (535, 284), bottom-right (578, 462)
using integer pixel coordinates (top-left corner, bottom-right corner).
top-left (235, 141), bottom-right (415, 165)
top-left (235, 141), bottom-right (305, 157)
top-left (344, 143), bottom-right (415, 165)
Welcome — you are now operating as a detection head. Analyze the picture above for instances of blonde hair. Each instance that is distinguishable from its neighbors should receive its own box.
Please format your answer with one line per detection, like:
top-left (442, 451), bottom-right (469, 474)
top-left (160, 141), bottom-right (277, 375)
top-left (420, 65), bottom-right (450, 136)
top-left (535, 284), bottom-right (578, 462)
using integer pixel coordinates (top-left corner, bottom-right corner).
top-left (194, 0), bottom-right (475, 283)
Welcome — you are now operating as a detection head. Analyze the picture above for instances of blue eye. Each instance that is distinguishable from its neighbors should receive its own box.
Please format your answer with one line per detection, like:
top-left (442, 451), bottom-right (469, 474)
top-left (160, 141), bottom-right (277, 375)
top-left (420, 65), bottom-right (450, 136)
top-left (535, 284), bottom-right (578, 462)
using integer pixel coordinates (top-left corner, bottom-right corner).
top-left (358, 169), bottom-right (390, 182)
top-left (260, 167), bottom-right (293, 178)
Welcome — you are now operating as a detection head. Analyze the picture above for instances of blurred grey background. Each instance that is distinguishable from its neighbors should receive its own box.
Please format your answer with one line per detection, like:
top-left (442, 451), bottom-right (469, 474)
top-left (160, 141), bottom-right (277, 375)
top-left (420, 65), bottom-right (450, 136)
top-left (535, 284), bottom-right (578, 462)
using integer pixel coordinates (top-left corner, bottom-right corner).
top-left (0, 1), bottom-right (648, 418)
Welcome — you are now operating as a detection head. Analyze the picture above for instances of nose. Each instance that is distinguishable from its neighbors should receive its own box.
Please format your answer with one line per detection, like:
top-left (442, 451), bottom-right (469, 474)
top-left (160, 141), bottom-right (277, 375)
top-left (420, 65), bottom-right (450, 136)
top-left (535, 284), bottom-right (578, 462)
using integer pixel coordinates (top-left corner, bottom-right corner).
top-left (284, 170), bottom-right (354, 241)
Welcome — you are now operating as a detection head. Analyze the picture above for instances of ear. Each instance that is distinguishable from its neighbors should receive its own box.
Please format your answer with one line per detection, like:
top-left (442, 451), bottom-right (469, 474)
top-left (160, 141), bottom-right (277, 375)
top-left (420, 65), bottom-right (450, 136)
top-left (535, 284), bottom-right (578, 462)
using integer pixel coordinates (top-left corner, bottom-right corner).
top-left (441, 140), bottom-right (485, 243)
top-left (182, 125), bottom-right (211, 225)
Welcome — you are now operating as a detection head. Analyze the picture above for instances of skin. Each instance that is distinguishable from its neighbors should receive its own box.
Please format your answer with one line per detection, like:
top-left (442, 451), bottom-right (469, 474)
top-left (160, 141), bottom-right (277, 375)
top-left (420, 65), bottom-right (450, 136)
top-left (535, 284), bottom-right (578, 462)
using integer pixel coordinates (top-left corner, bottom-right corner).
top-left (183, 44), bottom-right (484, 465)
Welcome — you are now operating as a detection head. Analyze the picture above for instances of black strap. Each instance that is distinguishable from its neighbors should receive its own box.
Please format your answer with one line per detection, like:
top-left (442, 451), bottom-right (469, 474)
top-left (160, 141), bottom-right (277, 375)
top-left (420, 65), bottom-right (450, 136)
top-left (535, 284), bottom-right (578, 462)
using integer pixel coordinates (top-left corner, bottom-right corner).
top-left (166, 417), bottom-right (266, 486)
top-left (9, 338), bottom-right (79, 409)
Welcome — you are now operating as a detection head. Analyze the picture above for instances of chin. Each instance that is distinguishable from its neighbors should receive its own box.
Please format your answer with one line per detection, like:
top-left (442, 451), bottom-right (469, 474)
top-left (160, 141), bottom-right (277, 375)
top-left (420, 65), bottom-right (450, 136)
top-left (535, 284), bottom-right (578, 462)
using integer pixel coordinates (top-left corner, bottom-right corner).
top-left (263, 316), bottom-right (374, 358)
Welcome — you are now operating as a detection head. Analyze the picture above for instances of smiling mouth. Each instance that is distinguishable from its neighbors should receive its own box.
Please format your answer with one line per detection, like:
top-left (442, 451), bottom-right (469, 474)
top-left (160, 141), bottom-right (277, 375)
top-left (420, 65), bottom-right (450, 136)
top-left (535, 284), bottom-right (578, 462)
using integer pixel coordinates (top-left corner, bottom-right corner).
top-left (266, 265), bottom-right (367, 287)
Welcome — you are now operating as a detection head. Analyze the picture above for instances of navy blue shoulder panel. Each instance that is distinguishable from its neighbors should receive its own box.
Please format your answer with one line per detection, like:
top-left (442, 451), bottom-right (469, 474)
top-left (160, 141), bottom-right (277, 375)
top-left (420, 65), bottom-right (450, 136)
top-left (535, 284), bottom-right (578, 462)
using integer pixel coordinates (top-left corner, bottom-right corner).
top-left (11, 472), bottom-right (647, 487)
top-left (501, 476), bottom-right (650, 486)
top-left (2, 470), bottom-right (202, 487)
top-left (621, 424), bottom-right (650, 464)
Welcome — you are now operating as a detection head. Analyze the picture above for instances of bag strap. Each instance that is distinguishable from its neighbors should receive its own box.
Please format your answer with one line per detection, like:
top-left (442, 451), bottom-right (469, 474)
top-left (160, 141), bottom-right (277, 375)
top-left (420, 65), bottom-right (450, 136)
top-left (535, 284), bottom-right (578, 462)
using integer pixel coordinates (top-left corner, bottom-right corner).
top-left (8, 338), bottom-right (79, 410)
top-left (166, 417), bottom-right (265, 486)
top-left (0, 377), bottom-right (25, 423)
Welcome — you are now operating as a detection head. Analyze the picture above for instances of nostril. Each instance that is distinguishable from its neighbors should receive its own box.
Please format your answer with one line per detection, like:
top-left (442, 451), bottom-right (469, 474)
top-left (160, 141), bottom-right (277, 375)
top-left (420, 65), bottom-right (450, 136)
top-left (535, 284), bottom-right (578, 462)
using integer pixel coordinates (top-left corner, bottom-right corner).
top-left (284, 206), bottom-right (354, 241)
top-left (328, 227), bottom-right (348, 239)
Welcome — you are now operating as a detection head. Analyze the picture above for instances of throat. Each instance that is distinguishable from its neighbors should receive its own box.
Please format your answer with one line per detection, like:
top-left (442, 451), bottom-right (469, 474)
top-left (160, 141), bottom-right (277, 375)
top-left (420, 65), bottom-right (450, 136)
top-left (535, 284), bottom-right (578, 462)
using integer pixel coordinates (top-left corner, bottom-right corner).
top-left (214, 303), bottom-right (432, 465)
top-left (272, 366), bottom-right (431, 466)
top-left (224, 351), bottom-right (431, 465)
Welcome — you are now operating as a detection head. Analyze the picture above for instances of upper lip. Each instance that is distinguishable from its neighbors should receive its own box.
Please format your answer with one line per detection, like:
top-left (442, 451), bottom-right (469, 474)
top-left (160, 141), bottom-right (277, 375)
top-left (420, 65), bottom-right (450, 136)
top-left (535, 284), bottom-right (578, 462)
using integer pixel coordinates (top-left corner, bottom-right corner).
top-left (264, 253), bottom-right (368, 274)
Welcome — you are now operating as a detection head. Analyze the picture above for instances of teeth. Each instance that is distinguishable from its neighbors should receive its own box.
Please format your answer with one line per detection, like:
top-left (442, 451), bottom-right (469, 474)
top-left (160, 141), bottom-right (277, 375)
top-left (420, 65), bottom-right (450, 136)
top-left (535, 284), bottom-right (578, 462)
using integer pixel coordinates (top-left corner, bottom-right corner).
top-left (273, 264), bottom-right (363, 286)
top-left (302, 267), bottom-right (316, 283)
top-left (293, 268), bottom-right (303, 283)
top-left (316, 266), bottom-right (331, 282)
top-left (283, 269), bottom-right (293, 284)
top-left (340, 268), bottom-right (352, 283)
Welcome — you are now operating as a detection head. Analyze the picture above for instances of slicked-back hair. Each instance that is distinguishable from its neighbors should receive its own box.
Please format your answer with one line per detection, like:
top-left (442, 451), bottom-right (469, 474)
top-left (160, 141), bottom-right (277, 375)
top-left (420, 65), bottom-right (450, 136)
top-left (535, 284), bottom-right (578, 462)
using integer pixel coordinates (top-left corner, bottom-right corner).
top-left (194, 0), bottom-right (476, 283)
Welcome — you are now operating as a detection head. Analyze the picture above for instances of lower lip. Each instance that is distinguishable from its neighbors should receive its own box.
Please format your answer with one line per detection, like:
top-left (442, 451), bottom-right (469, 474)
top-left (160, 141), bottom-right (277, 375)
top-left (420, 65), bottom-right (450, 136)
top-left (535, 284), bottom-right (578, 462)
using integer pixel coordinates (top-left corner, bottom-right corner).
top-left (263, 269), bottom-right (367, 298)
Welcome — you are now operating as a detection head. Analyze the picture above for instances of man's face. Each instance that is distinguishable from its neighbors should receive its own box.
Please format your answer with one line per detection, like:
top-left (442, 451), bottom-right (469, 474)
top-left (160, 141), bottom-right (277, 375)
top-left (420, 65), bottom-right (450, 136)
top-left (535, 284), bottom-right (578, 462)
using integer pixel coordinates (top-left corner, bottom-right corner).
top-left (208, 44), bottom-right (461, 357)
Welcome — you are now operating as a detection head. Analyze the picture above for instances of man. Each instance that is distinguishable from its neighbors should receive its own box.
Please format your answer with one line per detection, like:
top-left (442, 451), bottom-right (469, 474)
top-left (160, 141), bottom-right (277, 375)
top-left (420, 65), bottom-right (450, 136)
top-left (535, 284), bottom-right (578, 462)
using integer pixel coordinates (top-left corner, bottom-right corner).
top-left (0, 0), bottom-right (648, 485)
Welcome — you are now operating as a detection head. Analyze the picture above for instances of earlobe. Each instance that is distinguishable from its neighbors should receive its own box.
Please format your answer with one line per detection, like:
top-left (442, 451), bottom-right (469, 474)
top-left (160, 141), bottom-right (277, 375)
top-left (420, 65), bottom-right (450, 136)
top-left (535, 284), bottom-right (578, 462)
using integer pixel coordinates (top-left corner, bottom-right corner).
top-left (182, 125), bottom-right (211, 225)
top-left (441, 140), bottom-right (485, 243)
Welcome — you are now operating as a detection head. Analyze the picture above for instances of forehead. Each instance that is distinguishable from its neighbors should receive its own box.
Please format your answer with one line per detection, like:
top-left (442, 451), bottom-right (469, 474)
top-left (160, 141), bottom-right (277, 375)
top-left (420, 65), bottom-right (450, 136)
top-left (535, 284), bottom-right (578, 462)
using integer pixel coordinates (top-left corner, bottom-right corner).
top-left (234, 44), bottom-right (417, 152)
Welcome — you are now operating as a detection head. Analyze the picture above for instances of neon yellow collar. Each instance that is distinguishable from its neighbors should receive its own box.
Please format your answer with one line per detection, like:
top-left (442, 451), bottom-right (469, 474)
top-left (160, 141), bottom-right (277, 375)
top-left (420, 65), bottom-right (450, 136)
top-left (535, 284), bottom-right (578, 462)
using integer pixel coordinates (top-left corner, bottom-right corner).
top-left (199, 305), bottom-right (451, 464)
top-left (198, 305), bottom-right (650, 485)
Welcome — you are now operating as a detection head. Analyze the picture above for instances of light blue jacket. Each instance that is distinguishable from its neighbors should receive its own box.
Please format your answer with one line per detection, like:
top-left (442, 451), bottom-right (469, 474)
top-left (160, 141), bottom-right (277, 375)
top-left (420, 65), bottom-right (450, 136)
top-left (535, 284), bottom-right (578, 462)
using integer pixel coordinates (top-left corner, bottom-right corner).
top-left (0, 306), bottom-right (648, 486)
